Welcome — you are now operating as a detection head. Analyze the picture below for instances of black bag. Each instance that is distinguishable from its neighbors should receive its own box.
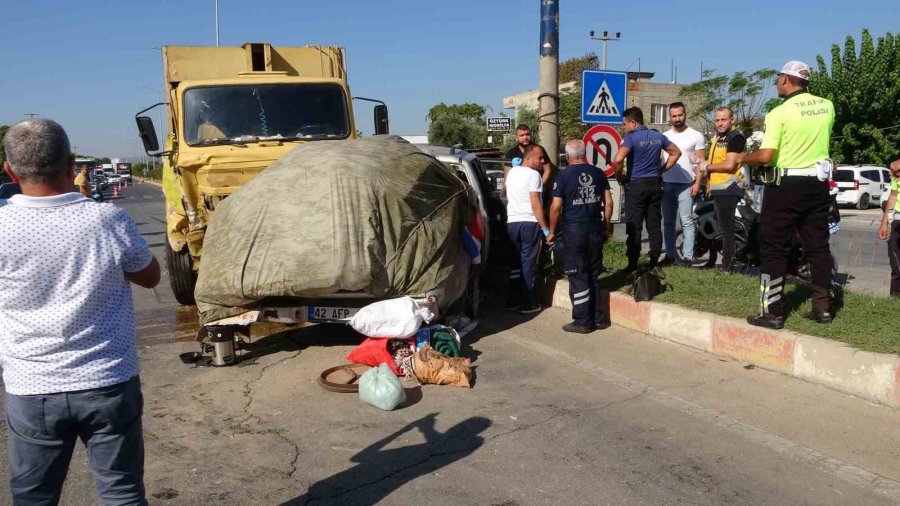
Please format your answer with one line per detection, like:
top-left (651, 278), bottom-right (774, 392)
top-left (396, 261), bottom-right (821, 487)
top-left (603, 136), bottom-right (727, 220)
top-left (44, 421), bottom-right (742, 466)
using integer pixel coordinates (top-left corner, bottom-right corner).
top-left (631, 267), bottom-right (666, 302)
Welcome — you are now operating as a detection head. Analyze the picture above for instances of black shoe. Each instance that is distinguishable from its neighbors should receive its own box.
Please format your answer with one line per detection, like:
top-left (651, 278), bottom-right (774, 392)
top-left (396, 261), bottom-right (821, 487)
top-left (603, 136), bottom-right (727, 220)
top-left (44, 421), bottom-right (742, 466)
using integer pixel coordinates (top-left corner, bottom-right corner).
top-left (623, 262), bottom-right (639, 272)
top-left (563, 322), bottom-right (593, 334)
top-left (804, 311), bottom-right (833, 324)
top-left (505, 304), bottom-right (520, 312)
top-left (659, 257), bottom-right (676, 267)
top-left (747, 314), bottom-right (785, 330)
top-left (677, 258), bottom-right (693, 268)
top-left (519, 304), bottom-right (541, 315)
top-left (593, 321), bottom-right (611, 330)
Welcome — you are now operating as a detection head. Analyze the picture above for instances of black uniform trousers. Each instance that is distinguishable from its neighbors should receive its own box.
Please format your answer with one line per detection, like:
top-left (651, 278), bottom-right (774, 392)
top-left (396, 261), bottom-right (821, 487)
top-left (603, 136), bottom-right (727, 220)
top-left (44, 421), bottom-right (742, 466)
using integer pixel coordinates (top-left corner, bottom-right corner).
top-left (562, 223), bottom-right (608, 328)
top-left (758, 176), bottom-right (832, 317)
top-left (624, 178), bottom-right (663, 265)
top-left (713, 194), bottom-right (741, 270)
top-left (889, 220), bottom-right (900, 297)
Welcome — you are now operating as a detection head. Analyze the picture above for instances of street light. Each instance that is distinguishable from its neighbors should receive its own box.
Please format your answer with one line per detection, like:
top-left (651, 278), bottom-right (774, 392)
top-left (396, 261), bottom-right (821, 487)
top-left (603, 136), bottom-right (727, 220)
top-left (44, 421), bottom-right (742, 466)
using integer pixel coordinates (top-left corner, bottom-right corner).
top-left (589, 30), bottom-right (621, 70)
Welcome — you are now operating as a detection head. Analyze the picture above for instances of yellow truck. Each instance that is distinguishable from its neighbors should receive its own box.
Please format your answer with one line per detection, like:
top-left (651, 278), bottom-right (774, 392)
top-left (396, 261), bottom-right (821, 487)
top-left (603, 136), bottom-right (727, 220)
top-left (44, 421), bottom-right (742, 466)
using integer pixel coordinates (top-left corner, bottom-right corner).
top-left (135, 43), bottom-right (388, 304)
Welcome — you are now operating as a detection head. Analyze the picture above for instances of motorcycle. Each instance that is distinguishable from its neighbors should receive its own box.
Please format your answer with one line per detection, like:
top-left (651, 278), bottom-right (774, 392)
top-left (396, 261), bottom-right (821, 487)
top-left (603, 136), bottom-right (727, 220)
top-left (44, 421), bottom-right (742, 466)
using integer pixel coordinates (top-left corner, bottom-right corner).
top-left (674, 195), bottom-right (759, 269)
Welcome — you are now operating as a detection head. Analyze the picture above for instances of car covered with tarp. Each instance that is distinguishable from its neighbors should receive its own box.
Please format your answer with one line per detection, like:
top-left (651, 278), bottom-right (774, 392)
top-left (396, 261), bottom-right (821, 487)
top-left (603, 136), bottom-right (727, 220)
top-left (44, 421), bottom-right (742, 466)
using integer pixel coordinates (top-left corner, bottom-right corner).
top-left (194, 136), bottom-right (483, 328)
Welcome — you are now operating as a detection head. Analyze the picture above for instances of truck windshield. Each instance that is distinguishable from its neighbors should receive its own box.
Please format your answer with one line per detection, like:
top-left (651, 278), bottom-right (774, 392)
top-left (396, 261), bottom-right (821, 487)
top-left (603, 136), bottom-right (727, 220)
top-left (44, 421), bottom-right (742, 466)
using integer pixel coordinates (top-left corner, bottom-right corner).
top-left (183, 83), bottom-right (350, 145)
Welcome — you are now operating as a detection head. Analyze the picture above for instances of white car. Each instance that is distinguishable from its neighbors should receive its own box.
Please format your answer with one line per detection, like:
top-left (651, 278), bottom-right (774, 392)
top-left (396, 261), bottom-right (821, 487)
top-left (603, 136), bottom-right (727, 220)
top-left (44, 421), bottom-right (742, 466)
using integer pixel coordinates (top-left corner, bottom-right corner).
top-left (105, 173), bottom-right (123, 184)
top-left (834, 165), bottom-right (892, 209)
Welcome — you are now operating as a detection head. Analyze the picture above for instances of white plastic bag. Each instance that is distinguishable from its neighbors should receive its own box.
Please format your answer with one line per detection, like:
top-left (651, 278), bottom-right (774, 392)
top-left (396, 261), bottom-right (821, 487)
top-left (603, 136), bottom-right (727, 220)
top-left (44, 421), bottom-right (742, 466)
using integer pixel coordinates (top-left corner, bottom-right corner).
top-left (358, 364), bottom-right (406, 411)
top-left (350, 296), bottom-right (434, 338)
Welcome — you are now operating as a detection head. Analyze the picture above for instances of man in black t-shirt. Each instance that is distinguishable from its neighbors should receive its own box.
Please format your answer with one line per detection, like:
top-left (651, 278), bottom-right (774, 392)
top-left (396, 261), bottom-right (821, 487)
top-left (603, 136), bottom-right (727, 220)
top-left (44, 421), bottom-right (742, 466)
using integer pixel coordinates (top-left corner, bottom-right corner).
top-left (505, 124), bottom-right (555, 190)
top-left (548, 140), bottom-right (613, 333)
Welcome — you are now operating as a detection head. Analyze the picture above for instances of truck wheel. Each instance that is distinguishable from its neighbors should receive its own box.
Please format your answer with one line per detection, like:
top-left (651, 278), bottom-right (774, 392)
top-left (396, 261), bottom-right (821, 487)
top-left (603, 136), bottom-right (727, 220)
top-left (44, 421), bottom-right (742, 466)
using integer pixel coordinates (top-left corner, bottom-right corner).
top-left (857, 193), bottom-right (870, 210)
top-left (166, 246), bottom-right (197, 305)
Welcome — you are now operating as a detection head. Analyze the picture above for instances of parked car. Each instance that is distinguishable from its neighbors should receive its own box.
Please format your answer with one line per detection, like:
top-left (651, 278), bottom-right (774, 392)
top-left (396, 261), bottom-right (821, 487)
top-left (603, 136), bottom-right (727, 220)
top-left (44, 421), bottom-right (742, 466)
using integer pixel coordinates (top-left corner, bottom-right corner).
top-left (834, 165), bottom-right (892, 209)
top-left (478, 158), bottom-right (508, 193)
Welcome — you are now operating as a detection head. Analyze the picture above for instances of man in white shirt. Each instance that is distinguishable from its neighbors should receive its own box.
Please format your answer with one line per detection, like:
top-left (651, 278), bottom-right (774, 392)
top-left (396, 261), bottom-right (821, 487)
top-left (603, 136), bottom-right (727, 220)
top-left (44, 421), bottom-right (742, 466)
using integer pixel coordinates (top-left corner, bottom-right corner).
top-left (505, 144), bottom-right (551, 314)
top-left (0, 119), bottom-right (160, 505)
top-left (662, 102), bottom-right (706, 266)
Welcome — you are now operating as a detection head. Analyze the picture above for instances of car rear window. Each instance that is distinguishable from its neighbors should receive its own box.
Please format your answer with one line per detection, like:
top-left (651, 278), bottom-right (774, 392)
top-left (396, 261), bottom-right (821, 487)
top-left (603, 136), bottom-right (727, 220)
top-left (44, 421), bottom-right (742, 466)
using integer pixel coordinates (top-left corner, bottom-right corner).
top-left (834, 170), bottom-right (854, 182)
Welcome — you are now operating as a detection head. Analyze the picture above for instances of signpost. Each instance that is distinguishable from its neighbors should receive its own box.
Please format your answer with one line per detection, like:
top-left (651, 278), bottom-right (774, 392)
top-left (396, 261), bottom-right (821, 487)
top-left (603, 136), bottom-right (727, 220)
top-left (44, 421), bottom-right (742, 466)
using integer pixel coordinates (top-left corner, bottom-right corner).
top-left (581, 70), bottom-right (628, 125)
top-left (582, 124), bottom-right (624, 223)
top-left (486, 116), bottom-right (512, 132)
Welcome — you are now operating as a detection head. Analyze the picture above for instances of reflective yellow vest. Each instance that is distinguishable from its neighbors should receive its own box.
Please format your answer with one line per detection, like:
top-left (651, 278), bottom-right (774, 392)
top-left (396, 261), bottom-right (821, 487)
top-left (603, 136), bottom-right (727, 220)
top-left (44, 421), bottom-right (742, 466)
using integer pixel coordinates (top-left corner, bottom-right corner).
top-left (707, 129), bottom-right (746, 193)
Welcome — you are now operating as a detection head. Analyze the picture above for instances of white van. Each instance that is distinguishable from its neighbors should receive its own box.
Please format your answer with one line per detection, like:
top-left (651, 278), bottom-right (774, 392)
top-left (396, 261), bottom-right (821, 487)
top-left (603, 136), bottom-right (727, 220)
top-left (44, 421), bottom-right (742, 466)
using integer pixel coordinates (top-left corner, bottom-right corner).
top-left (834, 165), bottom-right (892, 209)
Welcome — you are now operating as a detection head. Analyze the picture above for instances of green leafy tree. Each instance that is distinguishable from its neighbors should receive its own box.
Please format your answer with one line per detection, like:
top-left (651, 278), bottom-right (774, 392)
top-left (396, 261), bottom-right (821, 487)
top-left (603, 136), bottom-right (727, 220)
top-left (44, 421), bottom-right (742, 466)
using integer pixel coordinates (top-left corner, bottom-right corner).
top-left (810, 29), bottom-right (900, 164)
top-left (0, 124), bottom-right (8, 164)
top-left (427, 102), bottom-right (500, 149)
top-left (679, 68), bottom-right (777, 136)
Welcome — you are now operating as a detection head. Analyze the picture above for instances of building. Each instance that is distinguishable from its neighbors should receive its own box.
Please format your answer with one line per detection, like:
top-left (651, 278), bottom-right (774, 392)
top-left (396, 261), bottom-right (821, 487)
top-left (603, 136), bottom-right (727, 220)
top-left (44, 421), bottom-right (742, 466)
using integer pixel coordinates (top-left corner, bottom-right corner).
top-left (503, 71), bottom-right (699, 130)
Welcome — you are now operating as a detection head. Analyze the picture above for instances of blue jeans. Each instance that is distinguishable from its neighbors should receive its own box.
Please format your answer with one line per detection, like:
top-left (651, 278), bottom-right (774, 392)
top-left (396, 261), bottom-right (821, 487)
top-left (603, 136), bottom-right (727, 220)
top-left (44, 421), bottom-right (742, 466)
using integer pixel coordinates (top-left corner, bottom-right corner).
top-left (662, 182), bottom-right (695, 259)
top-left (506, 221), bottom-right (542, 308)
top-left (5, 376), bottom-right (147, 506)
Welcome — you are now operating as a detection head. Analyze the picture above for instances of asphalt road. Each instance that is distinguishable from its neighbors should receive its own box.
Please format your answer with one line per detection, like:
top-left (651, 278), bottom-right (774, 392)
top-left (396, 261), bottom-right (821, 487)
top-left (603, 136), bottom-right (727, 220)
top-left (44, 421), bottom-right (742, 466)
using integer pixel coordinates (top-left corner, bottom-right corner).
top-left (1, 182), bottom-right (899, 505)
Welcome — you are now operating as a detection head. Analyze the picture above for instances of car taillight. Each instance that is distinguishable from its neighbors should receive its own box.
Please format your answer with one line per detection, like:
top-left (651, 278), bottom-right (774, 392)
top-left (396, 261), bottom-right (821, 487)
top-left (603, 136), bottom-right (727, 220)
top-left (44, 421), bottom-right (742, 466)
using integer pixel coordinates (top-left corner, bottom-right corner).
top-left (853, 179), bottom-right (859, 190)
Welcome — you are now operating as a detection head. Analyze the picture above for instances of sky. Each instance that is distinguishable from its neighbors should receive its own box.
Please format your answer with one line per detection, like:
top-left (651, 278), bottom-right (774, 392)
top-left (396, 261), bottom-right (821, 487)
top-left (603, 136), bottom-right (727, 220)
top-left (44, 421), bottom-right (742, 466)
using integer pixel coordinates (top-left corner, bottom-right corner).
top-left (0, 0), bottom-right (896, 158)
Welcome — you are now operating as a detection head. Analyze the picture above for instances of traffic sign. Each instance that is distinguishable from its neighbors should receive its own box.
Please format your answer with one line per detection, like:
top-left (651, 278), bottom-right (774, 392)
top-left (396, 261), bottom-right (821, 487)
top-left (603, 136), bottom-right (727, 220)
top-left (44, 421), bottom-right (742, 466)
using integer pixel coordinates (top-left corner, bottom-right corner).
top-left (581, 70), bottom-right (628, 124)
top-left (486, 116), bottom-right (512, 132)
top-left (582, 124), bottom-right (622, 177)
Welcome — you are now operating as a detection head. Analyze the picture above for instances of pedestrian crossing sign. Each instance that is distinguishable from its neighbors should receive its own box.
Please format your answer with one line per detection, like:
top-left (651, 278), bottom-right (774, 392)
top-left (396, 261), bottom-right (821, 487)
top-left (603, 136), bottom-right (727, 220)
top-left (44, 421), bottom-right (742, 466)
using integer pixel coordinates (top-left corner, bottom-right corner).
top-left (581, 70), bottom-right (628, 124)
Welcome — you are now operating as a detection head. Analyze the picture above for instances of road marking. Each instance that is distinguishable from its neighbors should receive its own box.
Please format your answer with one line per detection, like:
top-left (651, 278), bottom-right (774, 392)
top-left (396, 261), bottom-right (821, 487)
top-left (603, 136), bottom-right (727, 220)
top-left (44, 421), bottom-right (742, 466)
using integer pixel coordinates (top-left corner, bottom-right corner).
top-left (493, 324), bottom-right (900, 501)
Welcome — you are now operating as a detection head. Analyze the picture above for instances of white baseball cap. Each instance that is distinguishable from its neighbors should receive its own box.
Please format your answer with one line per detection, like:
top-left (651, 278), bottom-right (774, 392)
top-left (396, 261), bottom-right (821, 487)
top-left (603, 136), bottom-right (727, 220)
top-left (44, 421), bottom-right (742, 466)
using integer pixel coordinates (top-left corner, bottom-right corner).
top-left (779, 60), bottom-right (811, 81)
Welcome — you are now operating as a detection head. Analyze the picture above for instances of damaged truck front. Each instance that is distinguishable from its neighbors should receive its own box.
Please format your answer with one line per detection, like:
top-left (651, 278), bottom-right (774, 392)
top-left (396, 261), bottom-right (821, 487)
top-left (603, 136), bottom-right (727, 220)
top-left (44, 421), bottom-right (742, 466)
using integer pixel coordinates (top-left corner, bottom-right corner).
top-left (135, 43), bottom-right (388, 305)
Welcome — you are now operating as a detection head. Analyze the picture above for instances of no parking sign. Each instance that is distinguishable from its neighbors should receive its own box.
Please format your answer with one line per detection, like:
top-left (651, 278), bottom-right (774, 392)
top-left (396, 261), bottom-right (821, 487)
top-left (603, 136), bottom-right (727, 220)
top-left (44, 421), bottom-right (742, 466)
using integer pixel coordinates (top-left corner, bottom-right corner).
top-left (582, 124), bottom-right (622, 177)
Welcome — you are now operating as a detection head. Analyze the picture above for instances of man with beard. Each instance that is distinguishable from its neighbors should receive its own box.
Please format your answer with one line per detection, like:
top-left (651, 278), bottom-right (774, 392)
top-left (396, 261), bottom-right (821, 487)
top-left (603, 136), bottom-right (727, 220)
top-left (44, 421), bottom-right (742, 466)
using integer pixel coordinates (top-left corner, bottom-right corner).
top-left (505, 124), bottom-right (555, 189)
top-left (741, 61), bottom-right (835, 329)
top-left (700, 106), bottom-right (747, 273)
top-left (662, 102), bottom-right (706, 266)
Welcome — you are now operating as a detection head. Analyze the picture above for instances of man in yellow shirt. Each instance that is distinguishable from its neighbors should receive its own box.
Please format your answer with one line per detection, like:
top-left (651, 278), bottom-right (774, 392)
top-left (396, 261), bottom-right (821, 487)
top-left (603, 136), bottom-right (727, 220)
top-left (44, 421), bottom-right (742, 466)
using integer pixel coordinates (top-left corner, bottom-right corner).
top-left (74, 164), bottom-right (92, 198)
top-left (877, 155), bottom-right (900, 297)
top-left (740, 61), bottom-right (835, 329)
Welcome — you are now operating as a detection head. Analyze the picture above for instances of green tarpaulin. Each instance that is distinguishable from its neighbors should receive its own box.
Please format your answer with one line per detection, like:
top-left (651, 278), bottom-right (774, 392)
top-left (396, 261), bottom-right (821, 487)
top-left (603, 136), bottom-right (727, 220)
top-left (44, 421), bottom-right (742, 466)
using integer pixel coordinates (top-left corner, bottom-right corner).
top-left (195, 136), bottom-right (476, 325)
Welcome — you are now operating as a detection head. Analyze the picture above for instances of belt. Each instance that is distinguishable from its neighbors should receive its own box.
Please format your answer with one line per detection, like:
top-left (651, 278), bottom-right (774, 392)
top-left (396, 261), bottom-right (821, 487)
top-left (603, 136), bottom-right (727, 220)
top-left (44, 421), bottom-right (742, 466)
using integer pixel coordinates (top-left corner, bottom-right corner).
top-left (780, 168), bottom-right (818, 177)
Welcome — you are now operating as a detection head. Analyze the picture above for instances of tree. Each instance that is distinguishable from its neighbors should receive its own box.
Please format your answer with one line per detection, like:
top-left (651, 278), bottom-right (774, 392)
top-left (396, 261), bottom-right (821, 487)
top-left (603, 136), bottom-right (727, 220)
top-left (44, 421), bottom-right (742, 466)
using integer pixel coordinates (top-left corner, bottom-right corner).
top-left (810, 29), bottom-right (900, 164)
top-left (0, 124), bottom-right (8, 164)
top-left (679, 68), bottom-right (777, 136)
top-left (427, 102), bottom-right (496, 149)
top-left (559, 53), bottom-right (599, 83)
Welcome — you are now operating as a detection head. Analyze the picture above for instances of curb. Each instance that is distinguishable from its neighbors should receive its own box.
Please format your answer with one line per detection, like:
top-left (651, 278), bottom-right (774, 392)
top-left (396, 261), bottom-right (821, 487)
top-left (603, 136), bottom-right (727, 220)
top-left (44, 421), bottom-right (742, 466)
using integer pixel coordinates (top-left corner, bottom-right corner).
top-left (545, 279), bottom-right (900, 409)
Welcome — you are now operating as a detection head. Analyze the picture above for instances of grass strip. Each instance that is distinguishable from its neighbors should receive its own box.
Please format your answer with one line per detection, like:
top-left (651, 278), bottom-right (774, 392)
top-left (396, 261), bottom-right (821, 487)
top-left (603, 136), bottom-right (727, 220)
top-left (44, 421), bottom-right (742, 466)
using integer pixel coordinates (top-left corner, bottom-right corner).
top-left (595, 239), bottom-right (900, 355)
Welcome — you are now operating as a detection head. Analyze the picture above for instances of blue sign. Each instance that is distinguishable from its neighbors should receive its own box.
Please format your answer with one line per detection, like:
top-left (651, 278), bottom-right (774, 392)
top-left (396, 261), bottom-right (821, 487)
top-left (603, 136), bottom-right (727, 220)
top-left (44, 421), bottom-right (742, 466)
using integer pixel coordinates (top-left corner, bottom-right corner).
top-left (581, 70), bottom-right (628, 124)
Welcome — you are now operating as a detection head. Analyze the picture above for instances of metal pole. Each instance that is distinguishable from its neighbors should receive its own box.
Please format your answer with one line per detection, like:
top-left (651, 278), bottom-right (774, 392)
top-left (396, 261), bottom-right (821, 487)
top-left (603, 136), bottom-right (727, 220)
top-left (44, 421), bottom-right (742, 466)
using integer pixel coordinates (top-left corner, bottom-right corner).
top-left (538, 0), bottom-right (559, 170)
top-left (602, 41), bottom-right (607, 70)
top-left (215, 0), bottom-right (220, 46)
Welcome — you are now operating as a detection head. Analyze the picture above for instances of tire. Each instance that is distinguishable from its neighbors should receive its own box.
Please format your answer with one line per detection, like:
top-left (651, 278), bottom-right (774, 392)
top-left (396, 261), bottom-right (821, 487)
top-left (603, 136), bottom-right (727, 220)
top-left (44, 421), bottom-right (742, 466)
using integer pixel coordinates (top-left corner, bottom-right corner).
top-left (166, 246), bottom-right (197, 305)
top-left (447, 271), bottom-right (482, 320)
top-left (857, 193), bottom-right (870, 210)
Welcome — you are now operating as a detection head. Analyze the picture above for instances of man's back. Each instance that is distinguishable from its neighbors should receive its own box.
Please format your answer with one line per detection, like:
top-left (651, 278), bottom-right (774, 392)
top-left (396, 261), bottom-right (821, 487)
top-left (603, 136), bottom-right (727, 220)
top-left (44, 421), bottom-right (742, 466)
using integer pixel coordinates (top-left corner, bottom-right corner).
top-left (506, 166), bottom-right (542, 223)
top-left (762, 92), bottom-right (834, 169)
top-left (0, 193), bottom-right (151, 395)
top-left (554, 163), bottom-right (608, 226)
top-left (623, 126), bottom-right (670, 179)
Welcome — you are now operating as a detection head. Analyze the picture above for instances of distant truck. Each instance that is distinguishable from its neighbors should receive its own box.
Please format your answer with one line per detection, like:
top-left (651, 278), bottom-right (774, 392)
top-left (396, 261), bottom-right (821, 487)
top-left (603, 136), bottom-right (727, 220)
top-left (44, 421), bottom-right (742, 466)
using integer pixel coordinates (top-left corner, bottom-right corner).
top-left (135, 42), bottom-right (389, 304)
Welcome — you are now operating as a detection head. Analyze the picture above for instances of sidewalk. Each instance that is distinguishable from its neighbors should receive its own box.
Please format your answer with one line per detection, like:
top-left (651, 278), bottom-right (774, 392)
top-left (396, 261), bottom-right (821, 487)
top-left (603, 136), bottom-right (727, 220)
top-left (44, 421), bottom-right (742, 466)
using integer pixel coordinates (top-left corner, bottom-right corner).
top-left (545, 279), bottom-right (900, 409)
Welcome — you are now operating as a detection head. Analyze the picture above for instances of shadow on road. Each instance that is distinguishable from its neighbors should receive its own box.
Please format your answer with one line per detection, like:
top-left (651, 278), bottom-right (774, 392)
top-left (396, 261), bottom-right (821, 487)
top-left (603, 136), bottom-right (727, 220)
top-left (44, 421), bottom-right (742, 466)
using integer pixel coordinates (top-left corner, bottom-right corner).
top-left (280, 413), bottom-right (491, 505)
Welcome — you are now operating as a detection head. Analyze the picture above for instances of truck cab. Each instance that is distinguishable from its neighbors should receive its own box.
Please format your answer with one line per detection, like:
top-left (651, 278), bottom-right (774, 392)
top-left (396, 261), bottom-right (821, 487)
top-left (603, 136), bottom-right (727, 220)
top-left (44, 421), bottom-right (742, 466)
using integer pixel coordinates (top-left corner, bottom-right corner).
top-left (135, 43), bottom-right (388, 305)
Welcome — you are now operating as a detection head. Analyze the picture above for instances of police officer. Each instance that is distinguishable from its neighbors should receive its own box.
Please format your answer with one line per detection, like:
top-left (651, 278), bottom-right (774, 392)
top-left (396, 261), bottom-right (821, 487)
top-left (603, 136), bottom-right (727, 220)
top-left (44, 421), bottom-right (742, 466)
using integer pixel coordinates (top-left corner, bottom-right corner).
top-left (547, 140), bottom-right (613, 333)
top-left (741, 61), bottom-right (835, 329)
top-left (612, 107), bottom-right (682, 270)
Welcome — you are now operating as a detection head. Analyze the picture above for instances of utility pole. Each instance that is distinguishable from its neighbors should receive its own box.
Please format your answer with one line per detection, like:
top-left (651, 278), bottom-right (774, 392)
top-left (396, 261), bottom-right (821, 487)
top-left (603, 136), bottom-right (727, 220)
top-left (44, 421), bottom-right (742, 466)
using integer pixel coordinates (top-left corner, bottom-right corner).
top-left (589, 30), bottom-right (621, 70)
top-left (538, 0), bottom-right (559, 171)
top-left (25, 113), bottom-right (39, 119)
top-left (215, 0), bottom-right (220, 46)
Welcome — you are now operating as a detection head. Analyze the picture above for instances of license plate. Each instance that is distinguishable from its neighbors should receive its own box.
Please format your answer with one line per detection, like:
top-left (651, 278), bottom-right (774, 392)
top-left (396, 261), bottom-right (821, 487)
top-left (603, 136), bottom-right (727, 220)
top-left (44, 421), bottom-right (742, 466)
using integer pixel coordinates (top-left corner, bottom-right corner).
top-left (308, 306), bottom-right (357, 322)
